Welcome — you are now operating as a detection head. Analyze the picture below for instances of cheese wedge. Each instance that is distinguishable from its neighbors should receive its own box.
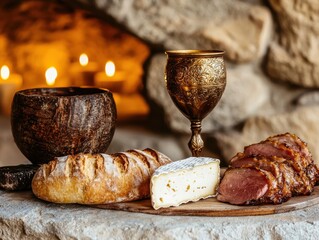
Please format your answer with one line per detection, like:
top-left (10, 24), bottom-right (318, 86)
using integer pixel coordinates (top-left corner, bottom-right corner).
top-left (150, 157), bottom-right (220, 210)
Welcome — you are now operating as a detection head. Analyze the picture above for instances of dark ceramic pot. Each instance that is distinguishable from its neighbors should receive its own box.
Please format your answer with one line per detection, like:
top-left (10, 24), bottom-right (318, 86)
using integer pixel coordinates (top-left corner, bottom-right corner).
top-left (11, 87), bottom-right (117, 164)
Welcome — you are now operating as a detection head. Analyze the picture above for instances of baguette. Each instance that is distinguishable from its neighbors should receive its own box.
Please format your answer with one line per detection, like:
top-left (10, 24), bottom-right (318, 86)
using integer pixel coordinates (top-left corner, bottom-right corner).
top-left (31, 148), bottom-right (171, 204)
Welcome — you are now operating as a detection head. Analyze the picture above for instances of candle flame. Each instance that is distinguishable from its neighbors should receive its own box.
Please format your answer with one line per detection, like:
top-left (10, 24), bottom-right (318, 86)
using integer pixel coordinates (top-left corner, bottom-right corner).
top-left (45, 67), bottom-right (57, 86)
top-left (79, 53), bottom-right (89, 66)
top-left (105, 61), bottom-right (115, 77)
top-left (0, 65), bottom-right (10, 80)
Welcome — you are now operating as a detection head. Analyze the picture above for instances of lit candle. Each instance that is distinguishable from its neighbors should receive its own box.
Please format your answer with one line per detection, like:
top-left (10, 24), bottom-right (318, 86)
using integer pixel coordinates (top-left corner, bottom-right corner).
top-left (79, 53), bottom-right (89, 67)
top-left (1, 65), bottom-right (10, 80)
top-left (45, 67), bottom-right (57, 86)
top-left (70, 53), bottom-right (98, 86)
top-left (94, 61), bottom-right (125, 93)
top-left (0, 65), bottom-right (23, 116)
top-left (105, 61), bottom-right (115, 77)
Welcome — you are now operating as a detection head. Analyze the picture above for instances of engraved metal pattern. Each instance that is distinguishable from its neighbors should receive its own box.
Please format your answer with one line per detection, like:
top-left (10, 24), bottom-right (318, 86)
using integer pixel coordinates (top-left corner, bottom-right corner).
top-left (165, 51), bottom-right (226, 157)
top-left (165, 56), bottom-right (226, 120)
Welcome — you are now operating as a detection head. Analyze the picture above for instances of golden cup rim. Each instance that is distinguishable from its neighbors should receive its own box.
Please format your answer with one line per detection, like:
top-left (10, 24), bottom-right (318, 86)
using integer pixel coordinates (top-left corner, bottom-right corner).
top-left (165, 50), bottom-right (224, 57)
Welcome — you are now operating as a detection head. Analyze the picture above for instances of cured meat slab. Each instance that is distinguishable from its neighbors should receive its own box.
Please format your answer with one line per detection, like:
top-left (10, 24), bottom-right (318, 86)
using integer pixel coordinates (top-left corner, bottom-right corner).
top-left (94, 186), bottom-right (319, 217)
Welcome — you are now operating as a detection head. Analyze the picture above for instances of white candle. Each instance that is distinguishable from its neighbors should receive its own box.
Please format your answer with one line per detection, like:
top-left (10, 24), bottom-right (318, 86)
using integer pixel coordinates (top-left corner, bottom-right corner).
top-left (70, 53), bottom-right (98, 86)
top-left (0, 65), bottom-right (23, 116)
top-left (94, 61), bottom-right (125, 93)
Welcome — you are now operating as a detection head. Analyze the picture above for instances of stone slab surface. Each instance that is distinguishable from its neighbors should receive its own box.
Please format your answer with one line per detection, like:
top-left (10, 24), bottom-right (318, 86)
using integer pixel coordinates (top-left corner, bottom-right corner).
top-left (1, 117), bottom-right (319, 239)
top-left (1, 190), bottom-right (319, 240)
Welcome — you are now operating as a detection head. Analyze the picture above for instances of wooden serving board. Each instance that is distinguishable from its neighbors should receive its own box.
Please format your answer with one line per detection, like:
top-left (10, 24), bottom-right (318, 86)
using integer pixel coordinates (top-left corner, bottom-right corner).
top-left (94, 186), bottom-right (319, 217)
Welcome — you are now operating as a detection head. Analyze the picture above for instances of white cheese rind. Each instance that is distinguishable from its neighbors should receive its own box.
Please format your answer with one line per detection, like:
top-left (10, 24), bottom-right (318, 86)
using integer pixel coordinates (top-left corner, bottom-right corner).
top-left (151, 157), bottom-right (220, 210)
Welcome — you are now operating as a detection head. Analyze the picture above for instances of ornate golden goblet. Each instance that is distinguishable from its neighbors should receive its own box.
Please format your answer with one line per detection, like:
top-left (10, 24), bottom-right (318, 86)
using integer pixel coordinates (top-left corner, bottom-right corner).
top-left (165, 50), bottom-right (226, 157)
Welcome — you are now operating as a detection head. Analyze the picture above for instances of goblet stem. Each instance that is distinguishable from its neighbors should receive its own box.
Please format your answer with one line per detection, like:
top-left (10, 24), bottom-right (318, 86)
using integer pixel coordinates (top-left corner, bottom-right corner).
top-left (188, 120), bottom-right (204, 157)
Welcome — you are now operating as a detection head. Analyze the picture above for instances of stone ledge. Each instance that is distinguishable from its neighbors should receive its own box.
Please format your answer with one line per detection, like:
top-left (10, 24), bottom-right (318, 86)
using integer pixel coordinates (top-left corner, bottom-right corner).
top-left (1, 190), bottom-right (319, 240)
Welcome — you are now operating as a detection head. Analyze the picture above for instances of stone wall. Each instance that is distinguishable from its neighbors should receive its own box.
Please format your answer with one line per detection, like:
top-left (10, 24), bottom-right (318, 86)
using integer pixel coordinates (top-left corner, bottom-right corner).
top-left (76, 0), bottom-right (319, 164)
top-left (0, 1), bottom-right (149, 92)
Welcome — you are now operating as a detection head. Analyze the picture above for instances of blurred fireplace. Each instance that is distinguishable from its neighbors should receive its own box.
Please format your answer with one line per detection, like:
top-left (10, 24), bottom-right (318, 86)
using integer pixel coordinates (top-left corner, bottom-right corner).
top-left (0, 0), bottom-right (150, 120)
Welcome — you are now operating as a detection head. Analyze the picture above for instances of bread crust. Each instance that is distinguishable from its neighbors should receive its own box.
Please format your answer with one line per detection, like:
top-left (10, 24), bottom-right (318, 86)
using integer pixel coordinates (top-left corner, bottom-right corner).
top-left (31, 148), bottom-right (171, 204)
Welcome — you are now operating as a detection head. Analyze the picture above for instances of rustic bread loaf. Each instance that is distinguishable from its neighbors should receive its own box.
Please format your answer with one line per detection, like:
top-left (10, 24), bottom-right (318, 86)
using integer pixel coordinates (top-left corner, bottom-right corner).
top-left (32, 148), bottom-right (171, 204)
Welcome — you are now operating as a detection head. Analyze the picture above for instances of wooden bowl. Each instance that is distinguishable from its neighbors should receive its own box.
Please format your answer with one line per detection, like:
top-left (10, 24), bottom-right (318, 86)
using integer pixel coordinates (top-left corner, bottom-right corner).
top-left (11, 87), bottom-right (117, 164)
